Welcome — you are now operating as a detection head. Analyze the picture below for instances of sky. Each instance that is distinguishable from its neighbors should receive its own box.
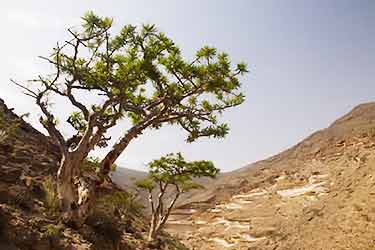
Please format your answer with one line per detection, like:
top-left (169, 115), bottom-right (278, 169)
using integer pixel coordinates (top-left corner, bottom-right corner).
top-left (0, 1), bottom-right (374, 172)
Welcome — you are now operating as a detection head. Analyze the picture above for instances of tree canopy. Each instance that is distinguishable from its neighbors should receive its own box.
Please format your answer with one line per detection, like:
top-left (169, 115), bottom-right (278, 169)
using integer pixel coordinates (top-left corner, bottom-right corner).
top-left (13, 11), bottom-right (247, 175)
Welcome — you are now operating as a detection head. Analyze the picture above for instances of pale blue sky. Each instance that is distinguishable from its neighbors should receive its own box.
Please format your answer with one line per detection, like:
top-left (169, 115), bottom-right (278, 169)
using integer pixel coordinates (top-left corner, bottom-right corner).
top-left (1, 1), bottom-right (374, 171)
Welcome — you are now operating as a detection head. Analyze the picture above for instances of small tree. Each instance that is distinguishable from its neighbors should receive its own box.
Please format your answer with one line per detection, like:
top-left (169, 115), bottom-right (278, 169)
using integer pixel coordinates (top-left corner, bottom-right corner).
top-left (136, 153), bottom-right (219, 241)
top-left (12, 12), bottom-right (247, 225)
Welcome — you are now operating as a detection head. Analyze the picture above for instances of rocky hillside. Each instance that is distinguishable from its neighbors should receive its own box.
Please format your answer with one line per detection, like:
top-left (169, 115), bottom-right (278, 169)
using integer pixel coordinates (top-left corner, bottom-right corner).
top-left (166, 102), bottom-right (375, 250)
top-left (0, 98), bottom-right (186, 250)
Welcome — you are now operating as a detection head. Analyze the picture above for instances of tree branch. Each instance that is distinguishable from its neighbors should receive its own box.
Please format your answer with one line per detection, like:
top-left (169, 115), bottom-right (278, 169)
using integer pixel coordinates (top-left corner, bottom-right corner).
top-left (159, 185), bottom-right (181, 228)
top-left (148, 191), bottom-right (155, 216)
top-left (36, 96), bottom-right (67, 154)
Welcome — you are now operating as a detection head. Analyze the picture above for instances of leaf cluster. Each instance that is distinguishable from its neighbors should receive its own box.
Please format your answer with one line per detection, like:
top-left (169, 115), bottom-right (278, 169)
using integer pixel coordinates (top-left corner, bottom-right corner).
top-left (136, 153), bottom-right (219, 193)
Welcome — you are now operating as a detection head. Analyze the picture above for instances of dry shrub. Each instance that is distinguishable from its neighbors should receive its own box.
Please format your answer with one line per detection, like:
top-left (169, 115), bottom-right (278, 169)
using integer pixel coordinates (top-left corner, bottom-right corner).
top-left (41, 177), bottom-right (59, 214)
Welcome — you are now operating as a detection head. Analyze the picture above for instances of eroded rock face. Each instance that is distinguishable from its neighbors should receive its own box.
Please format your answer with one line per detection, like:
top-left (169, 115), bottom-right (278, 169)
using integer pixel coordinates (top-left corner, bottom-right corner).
top-left (167, 102), bottom-right (375, 250)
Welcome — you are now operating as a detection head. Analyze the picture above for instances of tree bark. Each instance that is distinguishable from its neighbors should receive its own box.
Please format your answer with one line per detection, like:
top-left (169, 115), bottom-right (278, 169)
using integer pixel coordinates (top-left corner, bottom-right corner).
top-left (100, 125), bottom-right (144, 176)
top-left (147, 189), bottom-right (181, 242)
top-left (57, 155), bottom-right (77, 211)
top-left (57, 152), bottom-right (95, 227)
top-left (148, 214), bottom-right (158, 242)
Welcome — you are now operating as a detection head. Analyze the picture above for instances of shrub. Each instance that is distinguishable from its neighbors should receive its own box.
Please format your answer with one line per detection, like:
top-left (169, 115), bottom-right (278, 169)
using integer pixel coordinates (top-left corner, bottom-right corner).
top-left (86, 210), bottom-right (122, 248)
top-left (42, 224), bottom-right (61, 240)
top-left (100, 191), bottom-right (143, 218)
top-left (82, 156), bottom-right (117, 184)
top-left (41, 177), bottom-right (59, 214)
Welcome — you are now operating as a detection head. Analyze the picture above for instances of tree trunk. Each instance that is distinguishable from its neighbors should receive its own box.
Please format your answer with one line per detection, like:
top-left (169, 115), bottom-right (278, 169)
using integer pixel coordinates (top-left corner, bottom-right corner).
top-left (57, 153), bottom-right (96, 227)
top-left (148, 214), bottom-right (159, 242)
top-left (57, 155), bottom-right (77, 211)
top-left (100, 125), bottom-right (147, 177)
top-left (147, 191), bottom-right (180, 242)
top-left (148, 227), bottom-right (159, 242)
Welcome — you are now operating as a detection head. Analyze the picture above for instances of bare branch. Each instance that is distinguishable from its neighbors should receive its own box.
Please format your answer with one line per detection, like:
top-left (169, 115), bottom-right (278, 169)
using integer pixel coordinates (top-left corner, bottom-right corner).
top-left (11, 77), bottom-right (67, 154)
top-left (10, 79), bottom-right (38, 98)
top-left (36, 96), bottom-right (67, 154)
top-left (65, 84), bottom-right (90, 120)
top-left (159, 185), bottom-right (181, 227)
top-left (149, 191), bottom-right (155, 215)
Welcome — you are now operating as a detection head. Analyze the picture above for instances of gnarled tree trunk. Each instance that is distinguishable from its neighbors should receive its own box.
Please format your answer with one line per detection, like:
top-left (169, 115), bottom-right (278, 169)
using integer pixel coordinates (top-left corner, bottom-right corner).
top-left (57, 152), bottom-right (96, 227)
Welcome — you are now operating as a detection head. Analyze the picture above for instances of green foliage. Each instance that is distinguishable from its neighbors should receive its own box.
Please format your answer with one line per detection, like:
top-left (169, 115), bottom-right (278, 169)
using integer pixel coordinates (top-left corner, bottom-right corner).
top-left (19, 11), bottom-right (247, 154)
top-left (83, 156), bottom-right (117, 172)
top-left (82, 156), bottom-right (101, 171)
top-left (41, 177), bottom-right (59, 214)
top-left (67, 111), bottom-right (87, 134)
top-left (135, 177), bottom-right (155, 192)
top-left (42, 224), bottom-right (61, 240)
top-left (142, 152), bottom-right (219, 193)
top-left (100, 191), bottom-right (143, 216)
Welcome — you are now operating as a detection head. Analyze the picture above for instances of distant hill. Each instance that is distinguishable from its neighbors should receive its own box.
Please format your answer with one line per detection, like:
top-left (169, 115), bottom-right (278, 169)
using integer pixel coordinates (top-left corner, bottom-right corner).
top-left (167, 102), bottom-right (375, 250)
top-left (110, 167), bottom-right (147, 190)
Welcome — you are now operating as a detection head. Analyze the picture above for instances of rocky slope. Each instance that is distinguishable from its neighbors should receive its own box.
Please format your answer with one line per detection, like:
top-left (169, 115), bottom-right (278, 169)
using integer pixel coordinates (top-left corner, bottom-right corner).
top-left (0, 98), bottom-right (186, 250)
top-left (166, 102), bottom-right (375, 250)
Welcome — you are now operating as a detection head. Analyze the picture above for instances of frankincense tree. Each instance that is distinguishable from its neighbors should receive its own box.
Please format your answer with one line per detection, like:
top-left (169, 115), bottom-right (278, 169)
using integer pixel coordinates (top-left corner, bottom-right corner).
top-left (12, 11), bottom-right (247, 226)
